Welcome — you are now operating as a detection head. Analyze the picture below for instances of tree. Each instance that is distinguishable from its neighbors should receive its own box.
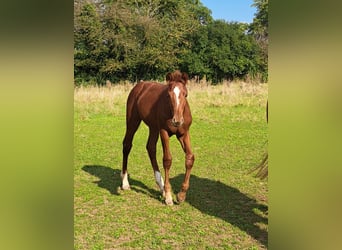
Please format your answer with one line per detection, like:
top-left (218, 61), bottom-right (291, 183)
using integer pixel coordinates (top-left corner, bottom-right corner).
top-left (73, 0), bottom-right (268, 85)
top-left (74, 1), bottom-right (107, 83)
top-left (249, 0), bottom-right (268, 82)
top-left (98, 0), bottom-right (211, 82)
top-left (181, 20), bottom-right (262, 83)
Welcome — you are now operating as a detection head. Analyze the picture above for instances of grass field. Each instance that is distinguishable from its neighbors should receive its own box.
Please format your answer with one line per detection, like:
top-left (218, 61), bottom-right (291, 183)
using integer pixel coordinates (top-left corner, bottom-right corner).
top-left (74, 81), bottom-right (268, 249)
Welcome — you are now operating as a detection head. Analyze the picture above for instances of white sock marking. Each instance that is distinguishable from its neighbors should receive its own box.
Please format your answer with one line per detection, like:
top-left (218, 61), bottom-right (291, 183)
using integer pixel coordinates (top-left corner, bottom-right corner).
top-left (154, 171), bottom-right (164, 193)
top-left (121, 171), bottom-right (130, 188)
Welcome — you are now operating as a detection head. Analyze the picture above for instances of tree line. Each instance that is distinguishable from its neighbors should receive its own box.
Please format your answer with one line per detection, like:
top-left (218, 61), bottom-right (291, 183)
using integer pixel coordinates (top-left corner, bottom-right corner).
top-left (74, 0), bottom-right (268, 85)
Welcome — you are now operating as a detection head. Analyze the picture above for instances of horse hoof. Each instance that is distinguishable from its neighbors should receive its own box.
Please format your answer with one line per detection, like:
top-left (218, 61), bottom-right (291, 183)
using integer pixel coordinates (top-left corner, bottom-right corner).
top-left (165, 198), bottom-right (174, 206)
top-left (176, 192), bottom-right (186, 203)
top-left (121, 185), bottom-right (131, 190)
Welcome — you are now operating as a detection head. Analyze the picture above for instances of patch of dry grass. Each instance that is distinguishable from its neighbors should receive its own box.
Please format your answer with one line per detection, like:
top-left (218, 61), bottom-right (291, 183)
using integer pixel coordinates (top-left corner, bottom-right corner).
top-left (187, 80), bottom-right (267, 108)
top-left (74, 84), bottom-right (133, 118)
top-left (74, 80), bottom-right (268, 114)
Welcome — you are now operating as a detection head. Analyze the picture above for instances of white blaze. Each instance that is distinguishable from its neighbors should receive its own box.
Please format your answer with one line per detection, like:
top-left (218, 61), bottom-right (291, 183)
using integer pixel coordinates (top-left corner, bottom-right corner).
top-left (173, 86), bottom-right (180, 107)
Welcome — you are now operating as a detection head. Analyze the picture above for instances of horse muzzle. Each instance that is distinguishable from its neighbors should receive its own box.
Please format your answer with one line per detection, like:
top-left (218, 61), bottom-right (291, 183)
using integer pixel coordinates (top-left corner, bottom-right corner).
top-left (171, 117), bottom-right (184, 127)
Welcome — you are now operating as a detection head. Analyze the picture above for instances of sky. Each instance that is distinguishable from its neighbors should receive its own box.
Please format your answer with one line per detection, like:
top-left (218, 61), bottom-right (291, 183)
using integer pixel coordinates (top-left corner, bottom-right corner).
top-left (201, 0), bottom-right (257, 23)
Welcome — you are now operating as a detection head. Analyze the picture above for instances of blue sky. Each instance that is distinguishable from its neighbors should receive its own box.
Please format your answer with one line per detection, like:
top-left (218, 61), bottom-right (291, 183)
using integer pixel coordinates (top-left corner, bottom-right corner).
top-left (201, 0), bottom-right (256, 23)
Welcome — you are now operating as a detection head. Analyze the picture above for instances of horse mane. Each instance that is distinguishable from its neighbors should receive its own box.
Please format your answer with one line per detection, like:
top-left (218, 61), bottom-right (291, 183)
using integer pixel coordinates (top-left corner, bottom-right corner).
top-left (166, 70), bottom-right (188, 85)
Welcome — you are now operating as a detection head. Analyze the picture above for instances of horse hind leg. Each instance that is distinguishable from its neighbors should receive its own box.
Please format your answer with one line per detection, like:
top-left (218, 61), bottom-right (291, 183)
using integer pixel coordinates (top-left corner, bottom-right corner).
top-left (121, 109), bottom-right (141, 190)
top-left (146, 128), bottom-right (164, 195)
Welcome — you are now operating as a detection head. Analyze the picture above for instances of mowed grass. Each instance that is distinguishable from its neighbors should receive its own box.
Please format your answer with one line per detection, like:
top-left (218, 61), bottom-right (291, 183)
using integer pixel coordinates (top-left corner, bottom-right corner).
top-left (74, 81), bottom-right (268, 249)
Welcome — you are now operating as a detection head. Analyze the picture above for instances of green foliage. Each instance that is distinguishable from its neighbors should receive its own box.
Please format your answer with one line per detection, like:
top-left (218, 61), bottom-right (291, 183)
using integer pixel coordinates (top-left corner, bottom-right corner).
top-left (180, 21), bottom-right (263, 83)
top-left (249, 0), bottom-right (268, 82)
top-left (250, 0), bottom-right (268, 41)
top-left (74, 2), bottom-right (107, 80)
top-left (206, 21), bottom-right (260, 82)
top-left (74, 0), bottom-right (268, 85)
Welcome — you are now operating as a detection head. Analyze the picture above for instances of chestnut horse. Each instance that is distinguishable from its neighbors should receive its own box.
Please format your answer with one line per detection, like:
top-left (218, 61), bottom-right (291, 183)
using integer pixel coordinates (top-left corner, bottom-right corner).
top-left (121, 70), bottom-right (195, 205)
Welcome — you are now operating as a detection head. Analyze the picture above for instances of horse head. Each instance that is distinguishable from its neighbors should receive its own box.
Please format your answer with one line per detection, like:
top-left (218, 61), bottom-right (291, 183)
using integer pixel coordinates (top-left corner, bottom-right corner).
top-left (166, 70), bottom-right (189, 127)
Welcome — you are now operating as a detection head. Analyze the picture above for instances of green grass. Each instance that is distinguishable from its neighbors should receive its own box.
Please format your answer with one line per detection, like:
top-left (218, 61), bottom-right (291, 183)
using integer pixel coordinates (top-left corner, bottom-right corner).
top-left (74, 82), bottom-right (268, 249)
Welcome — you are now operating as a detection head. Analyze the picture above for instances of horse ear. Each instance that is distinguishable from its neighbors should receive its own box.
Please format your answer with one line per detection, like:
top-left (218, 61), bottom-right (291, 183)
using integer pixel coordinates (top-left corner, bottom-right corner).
top-left (181, 72), bottom-right (189, 85)
top-left (166, 72), bottom-right (172, 83)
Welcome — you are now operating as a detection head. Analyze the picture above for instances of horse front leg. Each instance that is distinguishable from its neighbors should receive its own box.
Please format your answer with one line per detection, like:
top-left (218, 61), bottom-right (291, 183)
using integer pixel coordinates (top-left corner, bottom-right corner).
top-left (146, 128), bottom-right (164, 195)
top-left (177, 132), bottom-right (195, 203)
top-left (160, 129), bottom-right (173, 205)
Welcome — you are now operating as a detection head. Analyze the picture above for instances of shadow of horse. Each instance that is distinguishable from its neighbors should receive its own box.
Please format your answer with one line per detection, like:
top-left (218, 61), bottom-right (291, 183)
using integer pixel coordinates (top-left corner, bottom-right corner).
top-left (171, 174), bottom-right (268, 247)
top-left (82, 165), bottom-right (267, 247)
top-left (82, 165), bottom-right (161, 198)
